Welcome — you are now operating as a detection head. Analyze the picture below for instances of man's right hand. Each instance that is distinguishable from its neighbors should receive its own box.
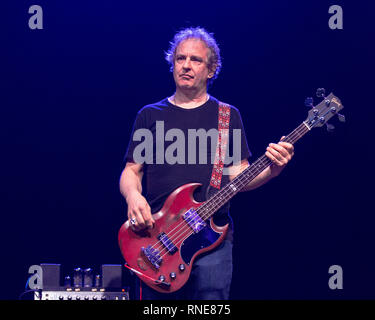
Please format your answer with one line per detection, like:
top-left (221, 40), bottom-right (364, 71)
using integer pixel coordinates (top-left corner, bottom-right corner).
top-left (126, 190), bottom-right (155, 231)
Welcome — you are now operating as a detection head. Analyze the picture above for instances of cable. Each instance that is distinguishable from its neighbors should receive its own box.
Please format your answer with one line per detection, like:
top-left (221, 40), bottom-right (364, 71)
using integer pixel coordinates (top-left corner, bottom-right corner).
top-left (19, 275), bottom-right (42, 300)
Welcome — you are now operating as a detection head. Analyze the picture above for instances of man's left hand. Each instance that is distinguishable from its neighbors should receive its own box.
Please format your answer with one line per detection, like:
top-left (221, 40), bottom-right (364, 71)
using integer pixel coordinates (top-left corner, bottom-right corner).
top-left (265, 136), bottom-right (294, 178)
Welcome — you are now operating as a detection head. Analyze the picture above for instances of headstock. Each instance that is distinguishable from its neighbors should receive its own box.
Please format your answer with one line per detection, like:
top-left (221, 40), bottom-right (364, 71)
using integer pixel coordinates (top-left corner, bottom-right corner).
top-left (304, 88), bottom-right (345, 131)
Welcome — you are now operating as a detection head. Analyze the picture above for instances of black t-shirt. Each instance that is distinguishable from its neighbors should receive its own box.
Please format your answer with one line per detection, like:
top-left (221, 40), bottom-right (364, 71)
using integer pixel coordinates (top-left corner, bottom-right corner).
top-left (124, 96), bottom-right (251, 226)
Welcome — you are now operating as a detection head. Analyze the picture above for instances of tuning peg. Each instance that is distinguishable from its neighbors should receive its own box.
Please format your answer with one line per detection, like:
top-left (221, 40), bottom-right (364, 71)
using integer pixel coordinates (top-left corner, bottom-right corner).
top-left (326, 123), bottom-right (335, 132)
top-left (337, 113), bottom-right (346, 123)
top-left (316, 88), bottom-right (326, 98)
top-left (304, 97), bottom-right (314, 108)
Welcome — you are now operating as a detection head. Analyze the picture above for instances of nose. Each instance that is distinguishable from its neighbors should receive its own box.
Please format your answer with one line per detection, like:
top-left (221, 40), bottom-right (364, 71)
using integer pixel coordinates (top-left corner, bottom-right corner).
top-left (182, 57), bottom-right (192, 70)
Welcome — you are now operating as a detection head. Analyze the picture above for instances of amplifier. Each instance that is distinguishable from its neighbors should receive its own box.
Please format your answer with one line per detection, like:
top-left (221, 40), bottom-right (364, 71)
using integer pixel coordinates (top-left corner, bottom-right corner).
top-left (27, 263), bottom-right (130, 300)
top-left (35, 289), bottom-right (129, 300)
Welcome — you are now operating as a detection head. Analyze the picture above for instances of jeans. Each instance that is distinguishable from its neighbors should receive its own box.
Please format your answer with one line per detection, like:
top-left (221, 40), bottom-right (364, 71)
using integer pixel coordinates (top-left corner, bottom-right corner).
top-left (135, 239), bottom-right (233, 300)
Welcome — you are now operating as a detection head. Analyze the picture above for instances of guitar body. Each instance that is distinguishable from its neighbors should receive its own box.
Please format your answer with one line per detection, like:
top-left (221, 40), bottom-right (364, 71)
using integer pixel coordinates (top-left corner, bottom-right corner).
top-left (118, 183), bottom-right (228, 293)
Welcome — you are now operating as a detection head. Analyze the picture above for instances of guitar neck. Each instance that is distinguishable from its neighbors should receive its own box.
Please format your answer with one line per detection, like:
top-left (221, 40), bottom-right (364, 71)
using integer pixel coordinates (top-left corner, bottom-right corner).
top-left (197, 121), bottom-right (311, 220)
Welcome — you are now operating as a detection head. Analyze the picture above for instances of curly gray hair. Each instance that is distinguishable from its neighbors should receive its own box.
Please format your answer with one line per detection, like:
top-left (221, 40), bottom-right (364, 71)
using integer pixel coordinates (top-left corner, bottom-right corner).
top-left (165, 27), bottom-right (222, 84)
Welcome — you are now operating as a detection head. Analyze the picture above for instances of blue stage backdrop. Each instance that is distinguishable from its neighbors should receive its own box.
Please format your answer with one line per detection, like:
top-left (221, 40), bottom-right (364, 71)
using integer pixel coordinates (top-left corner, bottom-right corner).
top-left (1, 0), bottom-right (374, 299)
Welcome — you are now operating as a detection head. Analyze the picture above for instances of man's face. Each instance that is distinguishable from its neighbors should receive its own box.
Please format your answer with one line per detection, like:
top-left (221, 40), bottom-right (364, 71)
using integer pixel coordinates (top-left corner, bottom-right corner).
top-left (173, 38), bottom-right (213, 92)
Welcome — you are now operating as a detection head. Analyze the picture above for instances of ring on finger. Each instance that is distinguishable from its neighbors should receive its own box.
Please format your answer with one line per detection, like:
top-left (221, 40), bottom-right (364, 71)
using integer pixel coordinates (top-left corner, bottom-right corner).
top-left (130, 218), bottom-right (136, 225)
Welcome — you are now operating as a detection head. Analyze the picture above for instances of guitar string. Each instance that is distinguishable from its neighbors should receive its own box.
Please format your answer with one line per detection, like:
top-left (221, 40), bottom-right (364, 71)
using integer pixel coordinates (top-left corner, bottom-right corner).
top-left (188, 117), bottom-right (327, 225)
top-left (150, 154), bottom-right (272, 256)
top-left (155, 123), bottom-right (310, 258)
top-left (195, 123), bottom-right (308, 219)
top-left (157, 150), bottom-right (286, 259)
top-left (158, 155), bottom-right (274, 258)
top-left (152, 123), bottom-right (308, 258)
top-left (150, 123), bottom-right (308, 257)
top-left (150, 141), bottom-right (275, 253)
top-left (150, 123), bottom-right (309, 258)
top-left (194, 122), bottom-right (310, 220)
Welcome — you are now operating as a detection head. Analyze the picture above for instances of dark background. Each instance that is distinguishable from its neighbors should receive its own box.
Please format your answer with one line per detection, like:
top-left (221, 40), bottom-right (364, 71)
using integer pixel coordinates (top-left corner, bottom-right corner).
top-left (1, 0), bottom-right (374, 300)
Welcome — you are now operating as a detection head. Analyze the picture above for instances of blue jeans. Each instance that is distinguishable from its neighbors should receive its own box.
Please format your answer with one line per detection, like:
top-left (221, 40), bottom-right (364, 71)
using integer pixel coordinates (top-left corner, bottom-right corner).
top-left (135, 239), bottom-right (233, 300)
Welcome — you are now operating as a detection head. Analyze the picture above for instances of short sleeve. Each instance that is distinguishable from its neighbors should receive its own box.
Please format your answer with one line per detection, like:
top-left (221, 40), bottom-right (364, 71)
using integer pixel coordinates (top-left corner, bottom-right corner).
top-left (123, 109), bottom-right (148, 164)
top-left (227, 106), bottom-right (251, 164)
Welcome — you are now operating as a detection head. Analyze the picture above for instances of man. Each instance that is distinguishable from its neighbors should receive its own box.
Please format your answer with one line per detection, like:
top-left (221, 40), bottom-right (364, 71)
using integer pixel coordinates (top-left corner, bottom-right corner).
top-left (120, 27), bottom-right (294, 299)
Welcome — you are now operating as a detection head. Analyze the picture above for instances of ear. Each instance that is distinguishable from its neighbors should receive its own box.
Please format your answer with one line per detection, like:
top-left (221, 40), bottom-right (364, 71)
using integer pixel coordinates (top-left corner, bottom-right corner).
top-left (208, 63), bottom-right (217, 79)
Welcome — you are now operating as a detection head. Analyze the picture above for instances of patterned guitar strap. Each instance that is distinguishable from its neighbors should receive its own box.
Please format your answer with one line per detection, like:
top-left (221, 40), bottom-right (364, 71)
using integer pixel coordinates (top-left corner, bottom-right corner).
top-left (209, 101), bottom-right (231, 191)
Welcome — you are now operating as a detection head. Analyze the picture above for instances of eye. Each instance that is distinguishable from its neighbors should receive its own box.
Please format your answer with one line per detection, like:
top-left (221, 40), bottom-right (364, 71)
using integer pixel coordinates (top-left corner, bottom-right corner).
top-left (191, 57), bottom-right (203, 63)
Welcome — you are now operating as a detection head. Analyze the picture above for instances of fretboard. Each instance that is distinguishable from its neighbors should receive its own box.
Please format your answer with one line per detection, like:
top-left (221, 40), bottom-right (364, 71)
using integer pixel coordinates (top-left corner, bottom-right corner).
top-left (196, 121), bottom-right (311, 220)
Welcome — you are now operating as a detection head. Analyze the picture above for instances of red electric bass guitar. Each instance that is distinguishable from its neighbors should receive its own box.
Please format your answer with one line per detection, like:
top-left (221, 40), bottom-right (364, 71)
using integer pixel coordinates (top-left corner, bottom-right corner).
top-left (118, 90), bottom-right (344, 293)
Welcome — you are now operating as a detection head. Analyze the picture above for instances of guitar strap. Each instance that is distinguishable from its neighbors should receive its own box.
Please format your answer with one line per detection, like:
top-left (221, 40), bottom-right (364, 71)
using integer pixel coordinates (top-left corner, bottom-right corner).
top-left (209, 102), bottom-right (231, 189)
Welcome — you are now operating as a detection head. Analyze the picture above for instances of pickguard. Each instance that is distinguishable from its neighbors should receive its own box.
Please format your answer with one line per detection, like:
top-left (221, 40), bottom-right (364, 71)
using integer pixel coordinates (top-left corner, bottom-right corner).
top-left (180, 219), bottom-right (222, 265)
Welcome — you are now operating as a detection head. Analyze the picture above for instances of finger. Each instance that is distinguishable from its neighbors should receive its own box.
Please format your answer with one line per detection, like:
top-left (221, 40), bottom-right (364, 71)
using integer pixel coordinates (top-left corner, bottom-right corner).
top-left (128, 214), bottom-right (138, 231)
top-left (278, 141), bottom-right (294, 154)
top-left (132, 208), bottom-right (146, 230)
top-left (127, 209), bottom-right (136, 227)
top-left (271, 143), bottom-right (294, 161)
top-left (265, 150), bottom-right (284, 166)
top-left (267, 145), bottom-right (288, 164)
top-left (147, 204), bottom-right (155, 224)
top-left (140, 205), bottom-right (154, 229)
top-left (270, 143), bottom-right (290, 158)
